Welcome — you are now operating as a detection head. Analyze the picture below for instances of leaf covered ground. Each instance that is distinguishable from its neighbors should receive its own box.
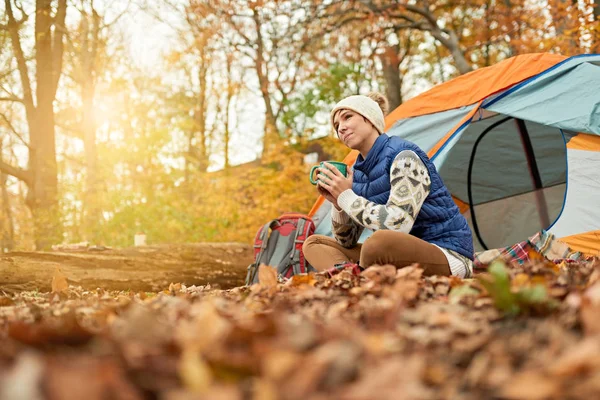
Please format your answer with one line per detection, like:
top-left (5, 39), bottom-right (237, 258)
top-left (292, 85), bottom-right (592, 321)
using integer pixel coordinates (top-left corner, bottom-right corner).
top-left (1, 254), bottom-right (600, 400)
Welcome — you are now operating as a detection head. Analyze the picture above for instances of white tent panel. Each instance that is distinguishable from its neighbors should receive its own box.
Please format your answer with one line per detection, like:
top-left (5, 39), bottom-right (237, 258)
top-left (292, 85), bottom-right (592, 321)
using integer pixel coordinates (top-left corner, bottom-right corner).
top-left (549, 149), bottom-right (600, 237)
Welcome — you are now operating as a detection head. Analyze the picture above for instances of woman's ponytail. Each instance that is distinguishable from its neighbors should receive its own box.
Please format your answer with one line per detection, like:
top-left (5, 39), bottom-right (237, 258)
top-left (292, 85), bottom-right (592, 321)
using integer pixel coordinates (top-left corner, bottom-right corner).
top-left (366, 92), bottom-right (389, 116)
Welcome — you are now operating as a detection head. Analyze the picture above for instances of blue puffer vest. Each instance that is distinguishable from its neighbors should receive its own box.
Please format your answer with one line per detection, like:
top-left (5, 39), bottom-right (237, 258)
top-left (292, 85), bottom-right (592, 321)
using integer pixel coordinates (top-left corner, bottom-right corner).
top-left (352, 134), bottom-right (474, 260)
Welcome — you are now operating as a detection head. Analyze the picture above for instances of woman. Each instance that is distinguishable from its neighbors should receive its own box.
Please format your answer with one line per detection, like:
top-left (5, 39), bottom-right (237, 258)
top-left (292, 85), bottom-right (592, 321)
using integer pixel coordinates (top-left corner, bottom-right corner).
top-left (302, 92), bottom-right (474, 278)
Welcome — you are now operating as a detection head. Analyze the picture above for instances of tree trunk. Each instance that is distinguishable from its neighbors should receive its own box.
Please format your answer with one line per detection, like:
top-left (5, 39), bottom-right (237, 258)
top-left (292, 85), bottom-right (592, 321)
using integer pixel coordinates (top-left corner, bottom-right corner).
top-left (1, 174), bottom-right (15, 252)
top-left (380, 45), bottom-right (403, 112)
top-left (252, 8), bottom-right (280, 155)
top-left (224, 54), bottom-right (234, 170)
top-left (593, 0), bottom-right (600, 52)
top-left (82, 82), bottom-right (100, 242)
top-left (2, 0), bottom-right (67, 249)
top-left (184, 131), bottom-right (193, 193)
top-left (80, 6), bottom-right (102, 243)
top-left (195, 39), bottom-right (210, 173)
top-left (28, 0), bottom-right (67, 249)
top-left (0, 141), bottom-right (15, 252)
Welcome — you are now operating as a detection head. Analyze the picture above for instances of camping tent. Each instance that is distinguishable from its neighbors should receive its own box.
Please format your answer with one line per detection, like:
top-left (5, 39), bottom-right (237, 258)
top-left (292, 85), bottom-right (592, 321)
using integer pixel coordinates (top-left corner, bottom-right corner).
top-left (308, 53), bottom-right (600, 255)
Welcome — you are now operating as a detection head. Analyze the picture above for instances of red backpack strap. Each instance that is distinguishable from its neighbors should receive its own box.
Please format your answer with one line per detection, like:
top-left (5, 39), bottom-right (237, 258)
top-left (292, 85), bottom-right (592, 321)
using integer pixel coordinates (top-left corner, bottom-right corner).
top-left (300, 218), bottom-right (315, 272)
top-left (279, 212), bottom-right (311, 220)
top-left (288, 217), bottom-right (304, 275)
top-left (290, 216), bottom-right (315, 274)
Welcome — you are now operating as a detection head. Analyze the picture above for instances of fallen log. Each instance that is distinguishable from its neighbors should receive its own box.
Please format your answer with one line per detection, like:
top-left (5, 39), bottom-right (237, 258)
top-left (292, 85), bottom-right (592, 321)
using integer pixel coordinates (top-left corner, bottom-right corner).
top-left (0, 243), bottom-right (253, 293)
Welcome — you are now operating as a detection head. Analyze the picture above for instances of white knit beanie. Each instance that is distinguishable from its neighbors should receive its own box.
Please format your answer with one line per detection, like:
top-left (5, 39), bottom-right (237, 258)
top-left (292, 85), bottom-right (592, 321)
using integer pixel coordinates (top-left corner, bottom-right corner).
top-left (331, 95), bottom-right (385, 134)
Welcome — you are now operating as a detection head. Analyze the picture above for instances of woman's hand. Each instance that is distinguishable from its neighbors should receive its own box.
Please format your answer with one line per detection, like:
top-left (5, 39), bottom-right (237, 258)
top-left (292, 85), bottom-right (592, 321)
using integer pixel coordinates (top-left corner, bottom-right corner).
top-left (317, 184), bottom-right (339, 209)
top-left (317, 162), bottom-right (354, 205)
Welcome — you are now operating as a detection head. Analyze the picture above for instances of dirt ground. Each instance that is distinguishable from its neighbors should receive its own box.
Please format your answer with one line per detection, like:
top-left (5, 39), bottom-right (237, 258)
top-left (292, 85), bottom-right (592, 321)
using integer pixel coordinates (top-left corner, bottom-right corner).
top-left (0, 243), bottom-right (254, 294)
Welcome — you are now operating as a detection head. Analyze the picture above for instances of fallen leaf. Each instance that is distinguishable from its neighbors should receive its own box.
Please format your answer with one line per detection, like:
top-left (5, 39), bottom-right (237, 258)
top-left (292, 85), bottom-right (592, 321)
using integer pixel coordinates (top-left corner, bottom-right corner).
top-left (500, 370), bottom-right (561, 399)
top-left (527, 249), bottom-right (545, 262)
top-left (45, 355), bottom-right (144, 400)
top-left (8, 312), bottom-right (93, 347)
top-left (179, 348), bottom-right (212, 393)
top-left (0, 296), bottom-right (15, 306)
top-left (253, 380), bottom-right (278, 400)
top-left (169, 282), bottom-right (182, 293)
top-left (448, 285), bottom-right (479, 304)
top-left (513, 273), bottom-right (531, 288)
top-left (51, 267), bottom-right (69, 294)
top-left (110, 303), bottom-right (172, 346)
top-left (176, 302), bottom-right (231, 352)
top-left (339, 356), bottom-right (432, 400)
top-left (423, 363), bottom-right (448, 386)
top-left (262, 350), bottom-right (301, 381)
top-left (581, 297), bottom-right (600, 336)
top-left (0, 352), bottom-right (45, 400)
top-left (362, 265), bottom-right (396, 284)
top-left (286, 273), bottom-right (316, 287)
top-left (258, 264), bottom-right (277, 288)
top-left (548, 338), bottom-right (600, 376)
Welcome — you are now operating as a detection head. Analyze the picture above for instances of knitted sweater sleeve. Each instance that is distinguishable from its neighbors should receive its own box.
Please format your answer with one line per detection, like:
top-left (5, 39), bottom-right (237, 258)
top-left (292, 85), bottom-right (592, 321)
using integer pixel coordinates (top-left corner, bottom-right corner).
top-left (331, 205), bottom-right (365, 248)
top-left (337, 150), bottom-right (431, 233)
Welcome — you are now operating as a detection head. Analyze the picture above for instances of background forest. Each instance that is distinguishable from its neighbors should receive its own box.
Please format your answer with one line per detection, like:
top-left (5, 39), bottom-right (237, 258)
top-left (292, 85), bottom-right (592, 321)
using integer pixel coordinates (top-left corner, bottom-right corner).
top-left (1, 0), bottom-right (599, 251)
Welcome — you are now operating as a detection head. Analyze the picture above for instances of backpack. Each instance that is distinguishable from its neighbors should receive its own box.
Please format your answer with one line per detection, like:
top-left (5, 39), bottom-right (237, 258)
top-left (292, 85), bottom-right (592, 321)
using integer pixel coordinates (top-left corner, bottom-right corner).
top-left (245, 213), bottom-right (316, 285)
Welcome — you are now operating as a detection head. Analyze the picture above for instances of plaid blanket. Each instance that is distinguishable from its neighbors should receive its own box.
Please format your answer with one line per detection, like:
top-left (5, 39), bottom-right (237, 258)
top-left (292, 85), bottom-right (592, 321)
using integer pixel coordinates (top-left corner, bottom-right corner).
top-left (318, 262), bottom-right (364, 278)
top-left (473, 230), bottom-right (581, 272)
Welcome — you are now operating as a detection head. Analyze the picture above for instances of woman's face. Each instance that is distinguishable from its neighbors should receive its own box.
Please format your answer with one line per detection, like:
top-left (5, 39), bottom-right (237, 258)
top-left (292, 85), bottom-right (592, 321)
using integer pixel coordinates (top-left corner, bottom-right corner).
top-left (333, 109), bottom-right (378, 155)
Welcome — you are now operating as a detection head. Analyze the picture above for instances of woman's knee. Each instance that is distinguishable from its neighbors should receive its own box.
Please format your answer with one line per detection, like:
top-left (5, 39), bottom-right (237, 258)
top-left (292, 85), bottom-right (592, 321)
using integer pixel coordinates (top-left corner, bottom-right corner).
top-left (303, 234), bottom-right (321, 250)
top-left (360, 230), bottom-right (412, 267)
top-left (360, 230), bottom-right (387, 266)
top-left (302, 234), bottom-right (331, 255)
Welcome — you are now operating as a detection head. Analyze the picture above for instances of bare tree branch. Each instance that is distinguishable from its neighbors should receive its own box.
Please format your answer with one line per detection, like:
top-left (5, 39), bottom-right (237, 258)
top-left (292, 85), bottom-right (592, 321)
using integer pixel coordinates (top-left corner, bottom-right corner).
top-left (104, 0), bottom-right (132, 28)
top-left (54, 119), bottom-right (83, 137)
top-left (58, 152), bottom-right (86, 167)
top-left (0, 112), bottom-right (30, 148)
top-left (0, 96), bottom-right (23, 103)
top-left (50, 0), bottom-right (68, 98)
top-left (0, 159), bottom-right (32, 185)
top-left (0, 66), bottom-right (21, 81)
top-left (320, 0), bottom-right (473, 74)
top-left (5, 0), bottom-right (35, 113)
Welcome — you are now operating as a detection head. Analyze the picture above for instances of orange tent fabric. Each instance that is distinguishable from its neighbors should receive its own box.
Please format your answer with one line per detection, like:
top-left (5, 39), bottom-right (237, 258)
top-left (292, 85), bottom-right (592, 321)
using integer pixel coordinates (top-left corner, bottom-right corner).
top-left (566, 133), bottom-right (600, 151)
top-left (559, 230), bottom-right (600, 255)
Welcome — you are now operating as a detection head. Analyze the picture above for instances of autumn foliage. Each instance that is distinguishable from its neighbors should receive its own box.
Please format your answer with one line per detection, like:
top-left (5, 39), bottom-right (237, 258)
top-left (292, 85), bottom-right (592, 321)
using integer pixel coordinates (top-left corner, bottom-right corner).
top-left (0, 0), bottom-right (599, 250)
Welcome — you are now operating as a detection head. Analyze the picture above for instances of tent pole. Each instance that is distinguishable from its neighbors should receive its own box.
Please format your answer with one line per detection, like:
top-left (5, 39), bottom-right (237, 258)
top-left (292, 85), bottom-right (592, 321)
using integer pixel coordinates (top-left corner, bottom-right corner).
top-left (515, 119), bottom-right (550, 229)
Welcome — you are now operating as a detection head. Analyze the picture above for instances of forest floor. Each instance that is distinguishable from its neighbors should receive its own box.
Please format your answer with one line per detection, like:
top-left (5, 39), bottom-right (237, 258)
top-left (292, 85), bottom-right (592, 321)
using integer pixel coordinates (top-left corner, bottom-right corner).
top-left (1, 244), bottom-right (600, 399)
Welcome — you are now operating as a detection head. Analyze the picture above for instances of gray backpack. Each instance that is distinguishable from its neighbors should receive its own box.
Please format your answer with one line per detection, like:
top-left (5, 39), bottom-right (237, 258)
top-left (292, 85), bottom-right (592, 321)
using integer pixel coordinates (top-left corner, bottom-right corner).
top-left (245, 213), bottom-right (316, 285)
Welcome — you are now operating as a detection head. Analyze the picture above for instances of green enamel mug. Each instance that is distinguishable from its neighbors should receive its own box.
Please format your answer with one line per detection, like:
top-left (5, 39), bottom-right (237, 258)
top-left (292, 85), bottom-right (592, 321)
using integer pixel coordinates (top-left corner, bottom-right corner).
top-left (309, 161), bottom-right (348, 185)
